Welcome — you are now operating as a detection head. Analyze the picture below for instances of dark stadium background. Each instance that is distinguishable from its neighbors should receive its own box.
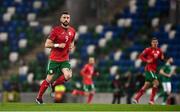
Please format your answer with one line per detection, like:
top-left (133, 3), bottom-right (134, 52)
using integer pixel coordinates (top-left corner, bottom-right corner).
top-left (0, 0), bottom-right (180, 104)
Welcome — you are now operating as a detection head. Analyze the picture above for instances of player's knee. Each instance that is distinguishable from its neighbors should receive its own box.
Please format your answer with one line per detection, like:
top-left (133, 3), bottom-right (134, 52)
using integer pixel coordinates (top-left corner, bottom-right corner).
top-left (62, 68), bottom-right (72, 80)
top-left (91, 91), bottom-right (95, 94)
top-left (67, 72), bottom-right (72, 79)
top-left (142, 82), bottom-right (150, 90)
top-left (154, 83), bottom-right (159, 88)
top-left (46, 74), bottom-right (53, 83)
top-left (85, 92), bottom-right (89, 96)
top-left (64, 71), bottom-right (72, 80)
top-left (153, 81), bottom-right (159, 87)
top-left (167, 90), bottom-right (171, 95)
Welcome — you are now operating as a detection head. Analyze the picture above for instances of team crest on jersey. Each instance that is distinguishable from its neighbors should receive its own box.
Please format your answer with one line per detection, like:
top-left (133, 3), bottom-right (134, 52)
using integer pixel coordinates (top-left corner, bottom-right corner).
top-left (50, 70), bottom-right (53, 74)
top-left (154, 51), bottom-right (159, 58)
top-left (154, 53), bottom-right (158, 58)
top-left (68, 32), bottom-right (72, 36)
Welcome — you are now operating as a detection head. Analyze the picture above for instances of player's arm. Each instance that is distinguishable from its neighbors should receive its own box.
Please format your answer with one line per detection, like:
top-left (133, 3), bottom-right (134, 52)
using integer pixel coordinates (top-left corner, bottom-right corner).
top-left (45, 27), bottom-right (66, 48)
top-left (69, 40), bottom-right (75, 50)
top-left (161, 54), bottom-right (164, 60)
top-left (139, 48), bottom-right (152, 63)
top-left (159, 68), bottom-right (171, 78)
top-left (160, 50), bottom-right (165, 61)
top-left (93, 71), bottom-right (99, 76)
top-left (93, 68), bottom-right (99, 76)
top-left (69, 31), bottom-right (76, 50)
top-left (80, 67), bottom-right (86, 76)
top-left (45, 39), bottom-right (66, 48)
top-left (80, 65), bottom-right (88, 76)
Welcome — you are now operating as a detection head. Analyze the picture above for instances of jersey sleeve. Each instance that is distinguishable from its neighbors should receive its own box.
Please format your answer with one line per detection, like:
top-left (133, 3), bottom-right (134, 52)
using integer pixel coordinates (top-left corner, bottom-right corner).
top-left (162, 66), bottom-right (167, 71)
top-left (48, 27), bottom-right (56, 41)
top-left (80, 64), bottom-right (88, 76)
top-left (139, 48), bottom-right (149, 62)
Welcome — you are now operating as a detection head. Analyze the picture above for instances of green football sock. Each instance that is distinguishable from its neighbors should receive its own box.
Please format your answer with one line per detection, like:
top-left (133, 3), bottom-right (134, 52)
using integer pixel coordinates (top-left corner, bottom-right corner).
top-left (163, 92), bottom-right (168, 103)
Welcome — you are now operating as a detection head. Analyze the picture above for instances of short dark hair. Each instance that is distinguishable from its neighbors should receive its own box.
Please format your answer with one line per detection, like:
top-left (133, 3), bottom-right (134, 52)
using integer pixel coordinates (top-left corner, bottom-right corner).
top-left (151, 37), bottom-right (158, 41)
top-left (60, 11), bottom-right (69, 17)
top-left (164, 56), bottom-right (171, 61)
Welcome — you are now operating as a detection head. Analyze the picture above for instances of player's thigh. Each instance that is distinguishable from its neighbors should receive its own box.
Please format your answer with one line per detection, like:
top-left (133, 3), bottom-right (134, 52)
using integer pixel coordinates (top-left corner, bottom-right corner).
top-left (167, 82), bottom-right (172, 93)
top-left (46, 74), bottom-right (55, 82)
top-left (46, 60), bottom-right (59, 82)
top-left (52, 69), bottom-right (62, 82)
top-left (142, 81), bottom-right (151, 90)
top-left (145, 71), bottom-right (158, 85)
top-left (145, 71), bottom-right (154, 82)
top-left (60, 61), bottom-right (72, 78)
top-left (83, 85), bottom-right (89, 92)
top-left (162, 82), bottom-right (168, 92)
top-left (153, 79), bottom-right (159, 87)
top-left (90, 84), bottom-right (95, 93)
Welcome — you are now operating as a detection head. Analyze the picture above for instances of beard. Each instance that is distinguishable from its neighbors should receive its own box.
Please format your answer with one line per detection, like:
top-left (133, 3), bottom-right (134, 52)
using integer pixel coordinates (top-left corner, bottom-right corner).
top-left (62, 21), bottom-right (69, 27)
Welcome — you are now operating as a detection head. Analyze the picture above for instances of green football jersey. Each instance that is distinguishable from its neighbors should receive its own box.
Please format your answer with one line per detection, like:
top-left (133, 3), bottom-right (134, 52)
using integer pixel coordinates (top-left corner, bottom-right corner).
top-left (159, 65), bottom-right (171, 82)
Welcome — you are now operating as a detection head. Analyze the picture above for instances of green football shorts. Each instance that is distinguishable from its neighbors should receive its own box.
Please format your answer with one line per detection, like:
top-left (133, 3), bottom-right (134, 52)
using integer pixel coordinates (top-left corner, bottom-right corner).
top-left (83, 84), bottom-right (95, 92)
top-left (46, 60), bottom-right (71, 81)
top-left (145, 71), bottom-right (158, 82)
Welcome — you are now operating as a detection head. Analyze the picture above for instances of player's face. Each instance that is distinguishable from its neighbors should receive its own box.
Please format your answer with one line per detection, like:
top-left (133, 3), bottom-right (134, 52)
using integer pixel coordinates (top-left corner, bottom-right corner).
top-left (89, 58), bottom-right (95, 65)
top-left (168, 58), bottom-right (173, 64)
top-left (151, 39), bottom-right (158, 48)
top-left (60, 14), bottom-right (70, 27)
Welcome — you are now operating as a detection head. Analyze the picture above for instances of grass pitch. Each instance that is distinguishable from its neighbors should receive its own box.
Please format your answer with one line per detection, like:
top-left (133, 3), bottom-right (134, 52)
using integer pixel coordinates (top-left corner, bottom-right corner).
top-left (0, 103), bottom-right (180, 111)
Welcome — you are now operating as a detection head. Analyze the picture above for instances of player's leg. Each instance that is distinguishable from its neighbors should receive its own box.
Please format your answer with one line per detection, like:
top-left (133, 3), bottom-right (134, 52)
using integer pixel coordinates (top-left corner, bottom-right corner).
top-left (133, 81), bottom-right (150, 103)
top-left (154, 89), bottom-right (164, 102)
top-left (72, 89), bottom-right (86, 96)
top-left (50, 67), bottom-right (72, 98)
top-left (112, 93), bottom-right (117, 104)
top-left (36, 60), bottom-right (56, 104)
top-left (36, 75), bottom-right (54, 102)
top-left (149, 78), bottom-right (159, 104)
top-left (71, 84), bottom-right (87, 96)
top-left (166, 82), bottom-right (172, 104)
top-left (87, 92), bottom-right (94, 104)
top-left (162, 82), bottom-right (168, 104)
top-left (127, 93), bottom-right (133, 104)
top-left (133, 71), bottom-right (152, 103)
top-left (87, 84), bottom-right (95, 104)
top-left (52, 61), bottom-right (72, 87)
top-left (117, 93), bottom-right (121, 104)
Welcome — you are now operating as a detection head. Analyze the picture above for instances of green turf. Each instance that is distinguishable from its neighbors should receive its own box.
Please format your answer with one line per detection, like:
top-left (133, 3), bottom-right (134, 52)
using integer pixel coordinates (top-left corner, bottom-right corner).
top-left (0, 103), bottom-right (179, 111)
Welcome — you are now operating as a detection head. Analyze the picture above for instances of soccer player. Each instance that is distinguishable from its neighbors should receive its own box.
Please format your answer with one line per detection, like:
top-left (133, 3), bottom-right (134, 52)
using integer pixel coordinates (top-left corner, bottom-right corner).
top-left (72, 57), bottom-right (99, 104)
top-left (156, 57), bottom-right (175, 105)
top-left (36, 11), bottom-right (76, 104)
top-left (132, 38), bottom-right (164, 104)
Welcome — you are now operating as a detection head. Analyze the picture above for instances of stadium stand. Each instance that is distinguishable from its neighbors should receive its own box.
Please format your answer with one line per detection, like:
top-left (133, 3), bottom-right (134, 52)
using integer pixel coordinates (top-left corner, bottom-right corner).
top-left (0, 0), bottom-right (65, 91)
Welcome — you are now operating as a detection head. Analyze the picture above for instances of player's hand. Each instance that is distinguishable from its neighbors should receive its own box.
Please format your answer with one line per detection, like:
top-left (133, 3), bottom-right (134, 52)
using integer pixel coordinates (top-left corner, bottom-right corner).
top-left (95, 72), bottom-right (100, 76)
top-left (125, 83), bottom-right (129, 88)
top-left (172, 71), bottom-right (176, 75)
top-left (167, 74), bottom-right (172, 78)
top-left (69, 41), bottom-right (75, 50)
top-left (94, 72), bottom-right (99, 76)
top-left (59, 43), bottom-right (66, 48)
top-left (147, 59), bottom-right (153, 63)
top-left (69, 45), bottom-right (75, 49)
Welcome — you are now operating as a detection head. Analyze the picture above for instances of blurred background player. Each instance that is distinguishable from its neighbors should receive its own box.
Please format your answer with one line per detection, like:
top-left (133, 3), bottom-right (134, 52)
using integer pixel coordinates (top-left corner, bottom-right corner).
top-left (36, 11), bottom-right (76, 104)
top-left (72, 57), bottom-right (99, 104)
top-left (132, 38), bottom-right (164, 104)
top-left (155, 57), bottom-right (176, 105)
top-left (111, 74), bottom-right (124, 104)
